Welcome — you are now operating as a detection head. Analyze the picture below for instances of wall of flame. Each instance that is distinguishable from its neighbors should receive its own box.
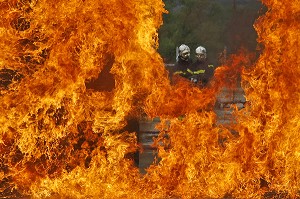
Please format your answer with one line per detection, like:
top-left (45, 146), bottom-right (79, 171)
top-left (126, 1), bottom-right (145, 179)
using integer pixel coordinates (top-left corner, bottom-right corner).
top-left (0, 0), bottom-right (299, 198)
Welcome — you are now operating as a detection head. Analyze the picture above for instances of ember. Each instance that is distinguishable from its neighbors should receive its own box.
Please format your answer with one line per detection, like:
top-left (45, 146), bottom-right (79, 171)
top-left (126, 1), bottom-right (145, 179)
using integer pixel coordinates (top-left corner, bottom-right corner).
top-left (0, 0), bottom-right (299, 198)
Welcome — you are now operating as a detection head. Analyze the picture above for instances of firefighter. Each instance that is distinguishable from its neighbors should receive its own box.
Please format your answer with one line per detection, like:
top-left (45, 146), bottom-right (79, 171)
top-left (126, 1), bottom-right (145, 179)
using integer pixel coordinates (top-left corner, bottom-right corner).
top-left (170, 44), bottom-right (193, 83)
top-left (189, 46), bottom-right (215, 87)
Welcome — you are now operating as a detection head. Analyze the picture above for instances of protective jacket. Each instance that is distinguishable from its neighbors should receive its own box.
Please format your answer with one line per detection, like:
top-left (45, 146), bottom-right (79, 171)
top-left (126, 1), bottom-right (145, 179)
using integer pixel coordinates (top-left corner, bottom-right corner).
top-left (173, 59), bottom-right (193, 79)
top-left (168, 58), bottom-right (193, 84)
top-left (189, 60), bottom-right (214, 87)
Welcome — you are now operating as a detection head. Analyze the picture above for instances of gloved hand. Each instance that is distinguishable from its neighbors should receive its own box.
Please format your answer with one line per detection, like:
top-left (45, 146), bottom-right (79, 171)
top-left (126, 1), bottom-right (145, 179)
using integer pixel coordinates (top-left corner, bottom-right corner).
top-left (190, 77), bottom-right (198, 83)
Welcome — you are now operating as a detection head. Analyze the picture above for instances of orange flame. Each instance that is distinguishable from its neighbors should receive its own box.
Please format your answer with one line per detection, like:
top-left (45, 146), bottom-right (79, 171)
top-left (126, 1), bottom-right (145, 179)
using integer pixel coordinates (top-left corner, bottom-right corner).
top-left (0, 0), bottom-right (299, 198)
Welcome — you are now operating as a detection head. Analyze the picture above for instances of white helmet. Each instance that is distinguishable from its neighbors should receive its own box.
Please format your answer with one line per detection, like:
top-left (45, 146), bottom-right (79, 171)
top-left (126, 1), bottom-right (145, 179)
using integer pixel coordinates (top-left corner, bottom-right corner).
top-left (178, 44), bottom-right (190, 61)
top-left (195, 46), bottom-right (207, 61)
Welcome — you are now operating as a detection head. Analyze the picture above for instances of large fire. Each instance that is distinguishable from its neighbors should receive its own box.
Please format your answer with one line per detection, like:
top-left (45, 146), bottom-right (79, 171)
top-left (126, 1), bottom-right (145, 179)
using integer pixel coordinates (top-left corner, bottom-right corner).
top-left (0, 0), bottom-right (299, 198)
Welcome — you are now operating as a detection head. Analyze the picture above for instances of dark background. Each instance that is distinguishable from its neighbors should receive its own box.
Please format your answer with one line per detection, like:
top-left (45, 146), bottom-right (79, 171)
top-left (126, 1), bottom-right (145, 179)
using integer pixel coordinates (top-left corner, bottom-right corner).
top-left (158, 0), bottom-right (266, 65)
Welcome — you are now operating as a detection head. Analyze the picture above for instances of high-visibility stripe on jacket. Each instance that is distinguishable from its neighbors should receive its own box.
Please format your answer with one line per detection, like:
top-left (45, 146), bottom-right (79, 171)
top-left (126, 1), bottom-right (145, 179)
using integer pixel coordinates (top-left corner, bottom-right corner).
top-left (174, 68), bottom-right (206, 76)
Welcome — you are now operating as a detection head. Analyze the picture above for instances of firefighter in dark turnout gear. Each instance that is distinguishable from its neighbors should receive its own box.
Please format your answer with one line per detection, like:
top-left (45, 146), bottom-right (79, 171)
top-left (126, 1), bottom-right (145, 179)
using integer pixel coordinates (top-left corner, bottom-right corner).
top-left (170, 44), bottom-right (193, 84)
top-left (190, 46), bottom-right (215, 87)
